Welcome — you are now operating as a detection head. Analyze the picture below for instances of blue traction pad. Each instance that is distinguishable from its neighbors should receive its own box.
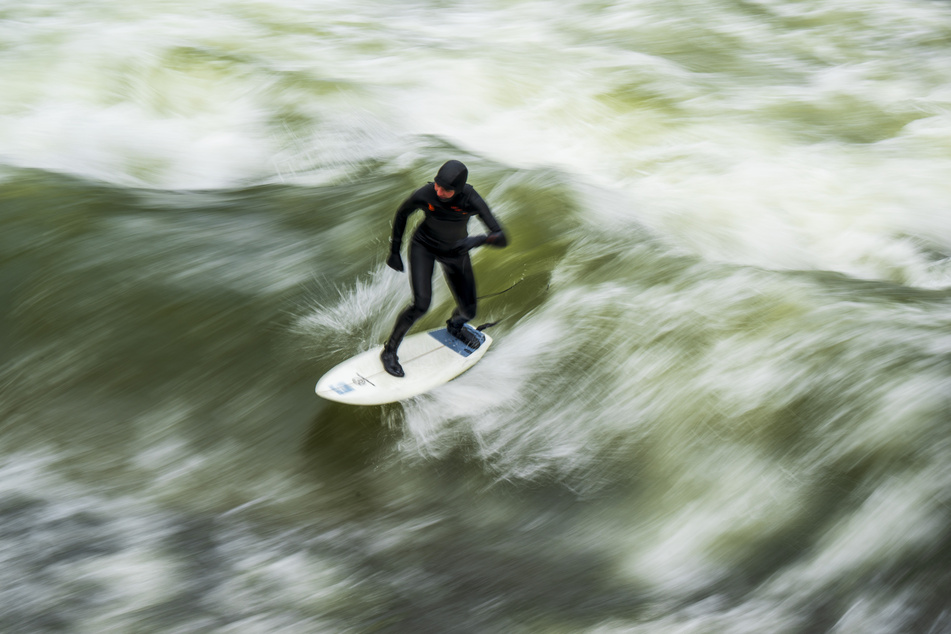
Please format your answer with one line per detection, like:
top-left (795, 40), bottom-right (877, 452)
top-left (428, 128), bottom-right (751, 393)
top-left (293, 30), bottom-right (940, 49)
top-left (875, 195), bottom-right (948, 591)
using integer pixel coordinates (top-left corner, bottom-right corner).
top-left (429, 325), bottom-right (485, 357)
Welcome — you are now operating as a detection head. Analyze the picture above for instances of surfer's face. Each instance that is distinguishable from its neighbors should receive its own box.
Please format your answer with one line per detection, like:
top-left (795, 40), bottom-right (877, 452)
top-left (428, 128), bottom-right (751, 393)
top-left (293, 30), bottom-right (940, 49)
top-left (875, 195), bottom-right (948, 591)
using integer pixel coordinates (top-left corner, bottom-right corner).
top-left (434, 183), bottom-right (455, 200)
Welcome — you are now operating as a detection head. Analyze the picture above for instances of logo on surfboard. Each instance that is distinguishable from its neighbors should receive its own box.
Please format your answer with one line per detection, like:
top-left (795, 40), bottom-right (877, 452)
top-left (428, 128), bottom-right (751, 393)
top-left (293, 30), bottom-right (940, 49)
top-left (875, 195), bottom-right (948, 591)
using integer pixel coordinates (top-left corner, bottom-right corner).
top-left (329, 373), bottom-right (376, 395)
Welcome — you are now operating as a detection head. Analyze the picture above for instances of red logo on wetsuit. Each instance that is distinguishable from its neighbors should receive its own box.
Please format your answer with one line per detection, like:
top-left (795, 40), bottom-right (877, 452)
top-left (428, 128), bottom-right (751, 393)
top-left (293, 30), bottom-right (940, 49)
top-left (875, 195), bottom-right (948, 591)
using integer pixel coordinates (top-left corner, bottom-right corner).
top-left (428, 203), bottom-right (467, 214)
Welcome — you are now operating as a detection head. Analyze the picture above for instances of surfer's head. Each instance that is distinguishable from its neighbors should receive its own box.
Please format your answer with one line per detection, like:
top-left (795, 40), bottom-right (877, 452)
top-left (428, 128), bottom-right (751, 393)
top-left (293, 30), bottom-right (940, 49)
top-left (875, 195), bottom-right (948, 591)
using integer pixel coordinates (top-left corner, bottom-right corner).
top-left (434, 160), bottom-right (467, 200)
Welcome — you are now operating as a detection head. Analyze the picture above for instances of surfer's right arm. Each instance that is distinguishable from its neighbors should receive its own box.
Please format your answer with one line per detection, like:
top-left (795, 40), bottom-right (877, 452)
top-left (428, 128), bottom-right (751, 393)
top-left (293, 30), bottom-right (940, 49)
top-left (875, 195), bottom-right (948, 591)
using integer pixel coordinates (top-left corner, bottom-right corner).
top-left (387, 193), bottom-right (421, 272)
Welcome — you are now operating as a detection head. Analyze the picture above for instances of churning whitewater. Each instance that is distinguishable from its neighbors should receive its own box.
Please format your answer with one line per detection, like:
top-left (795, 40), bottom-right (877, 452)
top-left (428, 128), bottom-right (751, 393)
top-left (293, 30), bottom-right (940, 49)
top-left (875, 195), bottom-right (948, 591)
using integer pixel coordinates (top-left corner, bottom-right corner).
top-left (1, 0), bottom-right (950, 632)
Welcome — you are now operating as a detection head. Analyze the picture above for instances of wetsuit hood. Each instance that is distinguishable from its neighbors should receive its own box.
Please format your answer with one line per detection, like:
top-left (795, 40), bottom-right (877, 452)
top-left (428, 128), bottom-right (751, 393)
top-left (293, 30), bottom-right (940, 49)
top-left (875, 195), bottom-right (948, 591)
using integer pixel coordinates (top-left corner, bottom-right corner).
top-left (434, 160), bottom-right (468, 194)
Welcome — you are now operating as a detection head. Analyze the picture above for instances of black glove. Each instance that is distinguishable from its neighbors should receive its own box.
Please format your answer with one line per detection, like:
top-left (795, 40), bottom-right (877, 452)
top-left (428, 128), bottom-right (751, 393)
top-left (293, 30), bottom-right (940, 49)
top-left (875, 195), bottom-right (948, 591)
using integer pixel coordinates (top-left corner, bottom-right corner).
top-left (485, 230), bottom-right (507, 248)
top-left (386, 249), bottom-right (404, 272)
top-left (453, 234), bottom-right (487, 254)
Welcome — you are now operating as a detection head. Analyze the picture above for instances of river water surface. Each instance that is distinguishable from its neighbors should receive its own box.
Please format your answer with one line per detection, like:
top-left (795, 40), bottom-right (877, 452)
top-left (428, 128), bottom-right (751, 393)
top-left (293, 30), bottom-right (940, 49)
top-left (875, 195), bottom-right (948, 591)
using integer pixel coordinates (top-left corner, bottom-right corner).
top-left (1, 1), bottom-right (951, 632)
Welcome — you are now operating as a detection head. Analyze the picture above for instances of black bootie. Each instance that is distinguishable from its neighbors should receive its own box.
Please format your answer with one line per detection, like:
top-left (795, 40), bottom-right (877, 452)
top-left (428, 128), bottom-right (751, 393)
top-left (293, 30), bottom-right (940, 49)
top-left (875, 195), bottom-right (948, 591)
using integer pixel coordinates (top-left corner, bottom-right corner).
top-left (381, 309), bottom-right (417, 378)
top-left (446, 319), bottom-right (481, 349)
top-left (380, 343), bottom-right (404, 378)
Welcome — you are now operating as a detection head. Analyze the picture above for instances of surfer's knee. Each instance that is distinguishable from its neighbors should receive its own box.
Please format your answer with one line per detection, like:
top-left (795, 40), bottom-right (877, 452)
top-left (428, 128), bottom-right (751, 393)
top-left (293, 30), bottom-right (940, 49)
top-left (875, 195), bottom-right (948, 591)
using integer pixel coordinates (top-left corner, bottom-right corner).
top-left (407, 299), bottom-right (430, 318)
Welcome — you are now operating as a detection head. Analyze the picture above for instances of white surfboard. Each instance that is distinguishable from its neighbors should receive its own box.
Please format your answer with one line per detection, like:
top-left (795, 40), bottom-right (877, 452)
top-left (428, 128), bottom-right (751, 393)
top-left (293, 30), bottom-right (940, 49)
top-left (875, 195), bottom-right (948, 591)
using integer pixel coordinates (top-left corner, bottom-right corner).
top-left (315, 324), bottom-right (492, 406)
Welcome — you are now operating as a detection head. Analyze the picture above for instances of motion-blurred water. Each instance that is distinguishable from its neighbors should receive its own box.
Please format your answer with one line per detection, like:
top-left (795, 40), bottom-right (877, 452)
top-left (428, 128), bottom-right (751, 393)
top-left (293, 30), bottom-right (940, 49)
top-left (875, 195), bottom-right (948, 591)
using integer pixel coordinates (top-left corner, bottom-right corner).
top-left (1, 1), bottom-right (950, 631)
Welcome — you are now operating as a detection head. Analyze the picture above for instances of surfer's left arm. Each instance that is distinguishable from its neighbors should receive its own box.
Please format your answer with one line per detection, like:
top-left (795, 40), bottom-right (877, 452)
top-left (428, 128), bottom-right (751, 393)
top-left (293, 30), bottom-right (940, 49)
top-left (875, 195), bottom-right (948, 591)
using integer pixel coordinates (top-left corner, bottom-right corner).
top-left (471, 191), bottom-right (508, 249)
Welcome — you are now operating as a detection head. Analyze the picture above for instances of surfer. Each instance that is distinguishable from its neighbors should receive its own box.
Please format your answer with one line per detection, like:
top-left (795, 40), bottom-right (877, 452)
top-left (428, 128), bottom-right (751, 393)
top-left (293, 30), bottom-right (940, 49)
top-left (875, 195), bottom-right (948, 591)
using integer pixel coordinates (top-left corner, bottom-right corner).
top-left (381, 160), bottom-right (508, 377)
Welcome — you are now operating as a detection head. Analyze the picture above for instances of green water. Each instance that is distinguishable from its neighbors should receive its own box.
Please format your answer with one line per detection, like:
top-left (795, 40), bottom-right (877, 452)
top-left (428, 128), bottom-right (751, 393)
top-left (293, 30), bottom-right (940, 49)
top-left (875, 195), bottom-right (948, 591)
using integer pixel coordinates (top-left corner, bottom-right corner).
top-left (1, 1), bottom-right (951, 632)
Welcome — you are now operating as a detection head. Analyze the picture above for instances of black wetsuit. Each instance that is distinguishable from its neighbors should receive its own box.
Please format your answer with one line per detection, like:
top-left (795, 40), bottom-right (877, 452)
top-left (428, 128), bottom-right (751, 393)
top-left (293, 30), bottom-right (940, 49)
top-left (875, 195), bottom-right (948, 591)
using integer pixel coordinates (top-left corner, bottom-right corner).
top-left (385, 166), bottom-right (507, 356)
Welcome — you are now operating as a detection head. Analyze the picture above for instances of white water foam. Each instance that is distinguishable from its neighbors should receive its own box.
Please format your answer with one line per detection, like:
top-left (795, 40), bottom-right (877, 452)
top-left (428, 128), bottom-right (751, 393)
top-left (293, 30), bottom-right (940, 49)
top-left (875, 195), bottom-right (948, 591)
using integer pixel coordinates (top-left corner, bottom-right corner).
top-left (3, 0), bottom-right (950, 286)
